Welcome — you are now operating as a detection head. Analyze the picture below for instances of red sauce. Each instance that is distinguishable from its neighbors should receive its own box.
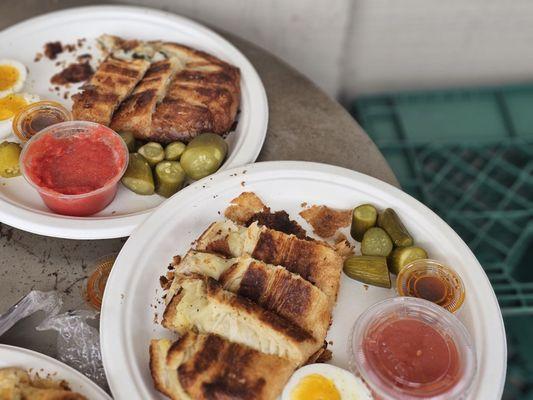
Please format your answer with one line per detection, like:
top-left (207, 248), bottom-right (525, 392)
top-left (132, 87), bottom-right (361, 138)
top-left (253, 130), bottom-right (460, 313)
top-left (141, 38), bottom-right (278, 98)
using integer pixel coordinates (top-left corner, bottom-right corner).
top-left (363, 317), bottom-right (461, 397)
top-left (23, 124), bottom-right (127, 216)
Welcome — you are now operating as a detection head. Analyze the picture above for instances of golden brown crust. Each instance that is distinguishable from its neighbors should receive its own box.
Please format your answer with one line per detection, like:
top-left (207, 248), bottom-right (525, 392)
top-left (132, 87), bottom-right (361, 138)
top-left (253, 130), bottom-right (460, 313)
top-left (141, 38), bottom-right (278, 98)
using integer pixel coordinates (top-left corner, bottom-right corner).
top-left (151, 334), bottom-right (294, 400)
top-left (72, 56), bottom-right (150, 126)
top-left (252, 229), bottom-right (343, 302)
top-left (162, 275), bottom-right (320, 364)
top-left (224, 192), bottom-right (267, 225)
top-left (143, 42), bottom-right (240, 143)
top-left (110, 59), bottom-right (179, 137)
top-left (0, 367), bottom-right (87, 400)
top-left (195, 220), bottom-right (343, 302)
top-left (299, 205), bottom-right (352, 238)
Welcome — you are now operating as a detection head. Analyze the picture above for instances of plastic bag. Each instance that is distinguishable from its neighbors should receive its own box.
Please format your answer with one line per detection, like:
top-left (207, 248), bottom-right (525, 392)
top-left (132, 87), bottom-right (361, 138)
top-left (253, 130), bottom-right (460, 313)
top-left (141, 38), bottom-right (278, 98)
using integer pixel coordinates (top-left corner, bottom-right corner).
top-left (0, 290), bottom-right (62, 336)
top-left (0, 290), bottom-right (106, 389)
top-left (37, 310), bottom-right (107, 389)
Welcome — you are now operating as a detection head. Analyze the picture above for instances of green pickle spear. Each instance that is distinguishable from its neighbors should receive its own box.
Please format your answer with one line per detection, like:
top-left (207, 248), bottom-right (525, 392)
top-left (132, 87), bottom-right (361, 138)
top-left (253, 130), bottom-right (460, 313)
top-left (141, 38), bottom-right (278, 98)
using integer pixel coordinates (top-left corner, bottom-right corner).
top-left (350, 204), bottom-right (378, 242)
top-left (119, 132), bottom-right (136, 152)
top-left (180, 133), bottom-right (228, 180)
top-left (121, 153), bottom-right (155, 195)
top-left (361, 227), bottom-right (393, 257)
top-left (378, 208), bottom-right (413, 247)
top-left (155, 161), bottom-right (186, 198)
top-left (165, 142), bottom-right (186, 161)
top-left (343, 255), bottom-right (391, 288)
top-left (0, 141), bottom-right (22, 178)
top-left (138, 142), bottom-right (165, 167)
top-left (388, 246), bottom-right (428, 275)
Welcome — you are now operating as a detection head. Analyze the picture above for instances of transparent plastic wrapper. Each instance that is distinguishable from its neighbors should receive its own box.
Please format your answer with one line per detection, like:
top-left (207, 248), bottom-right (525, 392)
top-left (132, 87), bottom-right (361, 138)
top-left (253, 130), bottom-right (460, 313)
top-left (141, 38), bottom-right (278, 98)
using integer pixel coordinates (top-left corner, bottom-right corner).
top-left (37, 310), bottom-right (106, 389)
top-left (0, 291), bottom-right (106, 389)
top-left (0, 290), bottom-right (62, 336)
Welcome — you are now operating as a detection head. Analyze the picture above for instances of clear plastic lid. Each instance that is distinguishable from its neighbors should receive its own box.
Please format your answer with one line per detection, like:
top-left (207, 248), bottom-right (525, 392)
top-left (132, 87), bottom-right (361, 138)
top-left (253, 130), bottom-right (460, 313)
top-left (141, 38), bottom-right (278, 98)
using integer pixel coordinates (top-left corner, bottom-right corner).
top-left (397, 259), bottom-right (466, 313)
top-left (349, 297), bottom-right (476, 400)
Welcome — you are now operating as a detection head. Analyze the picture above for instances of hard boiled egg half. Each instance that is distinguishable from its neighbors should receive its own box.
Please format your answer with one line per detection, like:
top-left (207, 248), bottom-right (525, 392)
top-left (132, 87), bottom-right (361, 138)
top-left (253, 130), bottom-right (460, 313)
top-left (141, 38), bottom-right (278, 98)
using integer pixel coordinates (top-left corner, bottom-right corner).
top-left (282, 364), bottom-right (373, 400)
top-left (0, 59), bottom-right (27, 98)
top-left (0, 93), bottom-right (40, 137)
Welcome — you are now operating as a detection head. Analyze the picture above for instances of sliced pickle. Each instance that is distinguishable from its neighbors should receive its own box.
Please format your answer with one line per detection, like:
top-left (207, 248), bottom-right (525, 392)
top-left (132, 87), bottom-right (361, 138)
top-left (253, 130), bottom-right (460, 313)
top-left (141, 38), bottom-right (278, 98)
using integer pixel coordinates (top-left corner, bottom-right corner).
top-left (343, 255), bottom-right (391, 288)
top-left (138, 142), bottom-right (165, 167)
top-left (378, 208), bottom-right (413, 247)
top-left (155, 161), bottom-right (186, 198)
top-left (119, 131), bottom-right (136, 152)
top-left (121, 153), bottom-right (155, 195)
top-left (350, 204), bottom-right (377, 242)
top-left (165, 141), bottom-right (186, 161)
top-left (388, 246), bottom-right (428, 275)
top-left (0, 141), bottom-right (22, 178)
top-left (361, 227), bottom-right (393, 257)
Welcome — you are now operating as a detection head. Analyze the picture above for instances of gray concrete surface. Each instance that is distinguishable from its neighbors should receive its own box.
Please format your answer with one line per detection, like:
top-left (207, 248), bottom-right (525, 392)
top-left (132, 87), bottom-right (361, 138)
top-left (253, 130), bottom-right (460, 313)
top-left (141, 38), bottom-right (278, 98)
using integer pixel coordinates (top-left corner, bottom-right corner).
top-left (0, 0), bottom-right (398, 367)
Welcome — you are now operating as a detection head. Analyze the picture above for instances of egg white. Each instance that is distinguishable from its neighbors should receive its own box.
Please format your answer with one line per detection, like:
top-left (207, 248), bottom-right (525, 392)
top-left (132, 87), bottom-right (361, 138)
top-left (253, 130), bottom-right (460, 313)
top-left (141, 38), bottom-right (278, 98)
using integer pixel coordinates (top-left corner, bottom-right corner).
top-left (0, 59), bottom-right (27, 98)
top-left (281, 364), bottom-right (373, 400)
top-left (0, 93), bottom-right (40, 138)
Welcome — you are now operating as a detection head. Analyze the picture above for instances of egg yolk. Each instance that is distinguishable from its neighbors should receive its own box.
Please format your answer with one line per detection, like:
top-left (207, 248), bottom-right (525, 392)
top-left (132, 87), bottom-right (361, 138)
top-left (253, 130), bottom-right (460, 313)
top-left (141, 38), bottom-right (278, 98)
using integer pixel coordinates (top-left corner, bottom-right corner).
top-left (290, 374), bottom-right (341, 400)
top-left (0, 94), bottom-right (27, 121)
top-left (0, 65), bottom-right (20, 91)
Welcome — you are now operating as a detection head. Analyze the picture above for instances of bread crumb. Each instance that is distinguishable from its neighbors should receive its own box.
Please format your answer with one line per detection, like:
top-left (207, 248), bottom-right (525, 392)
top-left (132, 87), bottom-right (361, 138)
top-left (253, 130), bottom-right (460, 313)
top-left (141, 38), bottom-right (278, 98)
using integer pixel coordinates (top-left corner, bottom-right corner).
top-left (300, 205), bottom-right (351, 238)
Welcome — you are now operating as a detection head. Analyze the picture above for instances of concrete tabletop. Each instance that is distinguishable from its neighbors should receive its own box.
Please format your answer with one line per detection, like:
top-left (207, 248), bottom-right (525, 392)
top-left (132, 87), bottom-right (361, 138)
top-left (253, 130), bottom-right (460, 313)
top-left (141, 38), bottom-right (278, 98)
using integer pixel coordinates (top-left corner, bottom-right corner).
top-left (0, 1), bottom-right (398, 368)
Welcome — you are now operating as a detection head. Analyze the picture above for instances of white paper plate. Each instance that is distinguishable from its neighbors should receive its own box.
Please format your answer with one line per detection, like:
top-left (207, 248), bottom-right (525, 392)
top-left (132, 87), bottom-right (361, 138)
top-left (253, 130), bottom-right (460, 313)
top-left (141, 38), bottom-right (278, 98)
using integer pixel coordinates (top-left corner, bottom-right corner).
top-left (0, 5), bottom-right (267, 239)
top-left (0, 344), bottom-right (111, 399)
top-left (100, 161), bottom-right (506, 400)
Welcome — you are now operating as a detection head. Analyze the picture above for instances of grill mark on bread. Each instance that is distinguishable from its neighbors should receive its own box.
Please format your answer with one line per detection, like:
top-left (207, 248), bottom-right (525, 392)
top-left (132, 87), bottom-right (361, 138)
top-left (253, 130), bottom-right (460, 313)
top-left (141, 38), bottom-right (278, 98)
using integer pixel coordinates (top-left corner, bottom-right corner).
top-left (98, 62), bottom-right (142, 77)
top-left (269, 269), bottom-right (313, 316)
top-left (200, 336), bottom-right (266, 400)
top-left (237, 262), bottom-right (268, 302)
top-left (151, 332), bottom-right (295, 400)
top-left (205, 238), bottom-right (231, 256)
top-left (246, 210), bottom-right (308, 239)
top-left (204, 278), bottom-right (313, 343)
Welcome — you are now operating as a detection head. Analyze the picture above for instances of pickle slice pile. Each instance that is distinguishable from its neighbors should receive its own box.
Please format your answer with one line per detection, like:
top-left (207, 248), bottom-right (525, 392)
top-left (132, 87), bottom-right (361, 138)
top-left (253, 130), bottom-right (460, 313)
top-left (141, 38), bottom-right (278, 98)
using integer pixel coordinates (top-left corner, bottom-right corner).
top-left (345, 203), bottom-right (428, 287)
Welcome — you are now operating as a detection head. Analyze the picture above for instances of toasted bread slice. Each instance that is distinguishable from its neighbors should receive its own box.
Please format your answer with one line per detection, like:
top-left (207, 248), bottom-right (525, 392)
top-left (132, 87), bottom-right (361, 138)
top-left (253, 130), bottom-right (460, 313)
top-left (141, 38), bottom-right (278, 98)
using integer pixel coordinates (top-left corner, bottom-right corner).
top-left (162, 275), bottom-right (319, 364)
top-left (195, 221), bottom-right (343, 302)
top-left (0, 368), bottom-right (86, 400)
top-left (72, 56), bottom-right (150, 126)
top-left (171, 251), bottom-right (331, 341)
top-left (110, 58), bottom-right (181, 137)
top-left (148, 43), bottom-right (240, 143)
top-left (150, 332), bottom-right (295, 400)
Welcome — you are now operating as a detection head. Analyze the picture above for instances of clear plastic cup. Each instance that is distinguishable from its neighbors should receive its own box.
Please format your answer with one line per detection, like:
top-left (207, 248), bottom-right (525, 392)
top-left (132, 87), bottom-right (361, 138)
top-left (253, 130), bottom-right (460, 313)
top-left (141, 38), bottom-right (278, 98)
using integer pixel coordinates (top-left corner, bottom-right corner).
top-left (349, 297), bottom-right (476, 400)
top-left (397, 259), bottom-right (466, 313)
top-left (20, 121), bottom-right (128, 217)
top-left (12, 100), bottom-right (72, 142)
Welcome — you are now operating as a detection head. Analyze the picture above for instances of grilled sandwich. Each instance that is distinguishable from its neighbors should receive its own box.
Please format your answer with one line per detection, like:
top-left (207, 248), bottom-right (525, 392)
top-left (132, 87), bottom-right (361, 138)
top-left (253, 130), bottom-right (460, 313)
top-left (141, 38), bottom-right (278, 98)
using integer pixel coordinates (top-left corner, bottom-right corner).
top-left (171, 251), bottom-right (331, 340)
top-left (79, 35), bottom-right (241, 143)
top-left (195, 220), bottom-right (343, 302)
top-left (150, 332), bottom-right (295, 400)
top-left (71, 56), bottom-right (150, 126)
top-left (148, 42), bottom-right (240, 143)
top-left (162, 274), bottom-right (320, 365)
top-left (110, 58), bottom-right (181, 137)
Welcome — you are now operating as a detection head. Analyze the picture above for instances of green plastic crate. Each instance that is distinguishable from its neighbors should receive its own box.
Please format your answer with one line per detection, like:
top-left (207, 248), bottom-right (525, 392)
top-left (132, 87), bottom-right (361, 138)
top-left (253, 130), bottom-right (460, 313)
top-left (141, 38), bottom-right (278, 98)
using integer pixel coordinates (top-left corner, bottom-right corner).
top-left (352, 85), bottom-right (533, 398)
top-left (351, 84), bottom-right (533, 316)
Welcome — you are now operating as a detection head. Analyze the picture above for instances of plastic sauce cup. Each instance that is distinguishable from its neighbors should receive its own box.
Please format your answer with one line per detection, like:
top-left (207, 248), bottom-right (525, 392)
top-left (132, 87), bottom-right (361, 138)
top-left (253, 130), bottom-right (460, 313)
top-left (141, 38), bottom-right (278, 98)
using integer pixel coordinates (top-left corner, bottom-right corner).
top-left (20, 121), bottom-right (128, 217)
top-left (349, 297), bottom-right (476, 400)
top-left (397, 259), bottom-right (466, 313)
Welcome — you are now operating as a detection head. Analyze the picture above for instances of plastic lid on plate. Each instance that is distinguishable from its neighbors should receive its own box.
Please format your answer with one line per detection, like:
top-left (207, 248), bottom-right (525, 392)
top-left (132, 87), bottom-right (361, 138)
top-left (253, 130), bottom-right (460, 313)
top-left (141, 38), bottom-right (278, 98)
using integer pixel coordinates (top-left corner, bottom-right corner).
top-left (397, 259), bottom-right (466, 313)
top-left (349, 297), bottom-right (476, 400)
